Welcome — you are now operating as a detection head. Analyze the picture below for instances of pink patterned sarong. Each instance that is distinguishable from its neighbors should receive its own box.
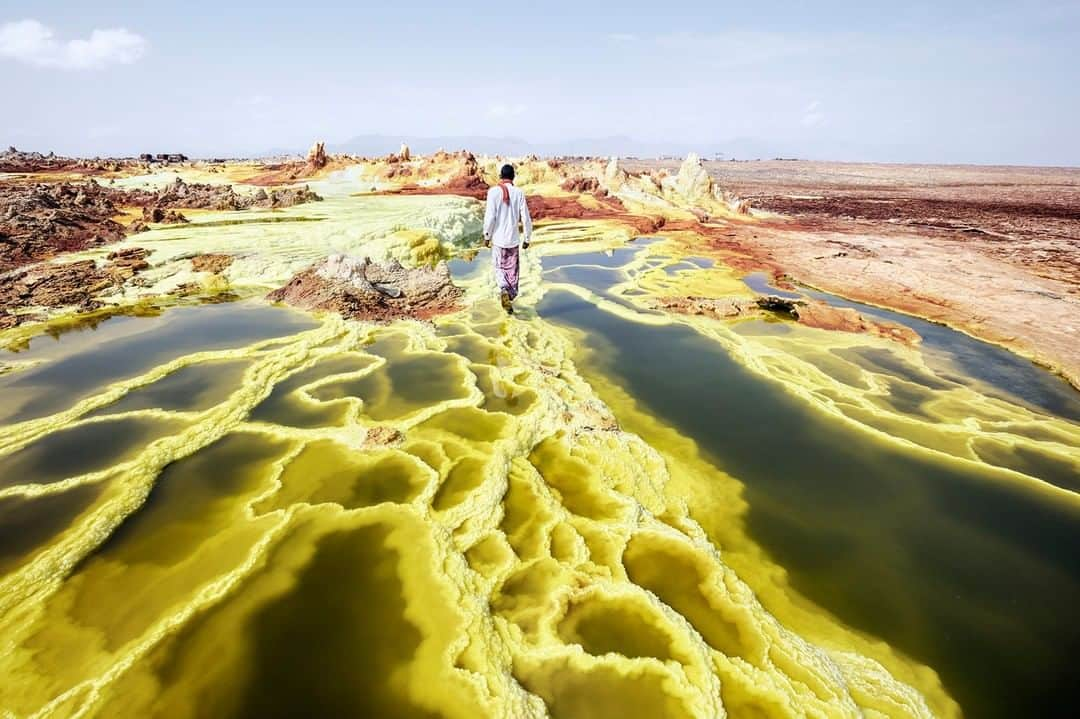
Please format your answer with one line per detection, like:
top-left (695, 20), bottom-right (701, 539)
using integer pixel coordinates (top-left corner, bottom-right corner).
top-left (492, 246), bottom-right (520, 300)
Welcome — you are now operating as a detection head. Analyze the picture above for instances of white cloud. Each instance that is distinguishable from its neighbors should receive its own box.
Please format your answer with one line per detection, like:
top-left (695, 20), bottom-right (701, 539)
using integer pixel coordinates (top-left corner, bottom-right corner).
top-left (0, 19), bottom-right (146, 70)
top-left (800, 100), bottom-right (825, 127)
top-left (488, 103), bottom-right (527, 118)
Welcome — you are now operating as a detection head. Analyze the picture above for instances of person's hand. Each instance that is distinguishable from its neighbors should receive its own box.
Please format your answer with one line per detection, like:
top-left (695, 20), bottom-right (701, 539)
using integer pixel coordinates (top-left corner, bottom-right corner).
top-left (483, 237), bottom-right (491, 248)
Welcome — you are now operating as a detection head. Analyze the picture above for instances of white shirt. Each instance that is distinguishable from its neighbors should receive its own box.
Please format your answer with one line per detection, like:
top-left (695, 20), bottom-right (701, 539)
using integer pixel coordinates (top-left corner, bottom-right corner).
top-left (483, 182), bottom-right (532, 248)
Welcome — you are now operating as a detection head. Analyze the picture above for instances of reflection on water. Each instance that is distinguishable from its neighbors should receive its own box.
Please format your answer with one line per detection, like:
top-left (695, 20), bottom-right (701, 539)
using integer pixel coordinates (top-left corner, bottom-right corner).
top-left (0, 415), bottom-right (187, 488)
top-left (544, 266), bottom-right (625, 290)
top-left (0, 301), bottom-right (318, 423)
top-left (800, 286), bottom-right (1080, 422)
top-left (661, 257), bottom-right (715, 277)
top-left (739, 272), bottom-right (1080, 422)
top-left (249, 354), bottom-right (376, 428)
top-left (742, 271), bottom-right (802, 299)
top-left (447, 247), bottom-right (490, 282)
top-left (538, 285), bottom-right (1080, 719)
top-left (0, 483), bottom-right (102, 574)
top-left (91, 360), bottom-right (253, 417)
top-left (541, 248), bottom-right (640, 271)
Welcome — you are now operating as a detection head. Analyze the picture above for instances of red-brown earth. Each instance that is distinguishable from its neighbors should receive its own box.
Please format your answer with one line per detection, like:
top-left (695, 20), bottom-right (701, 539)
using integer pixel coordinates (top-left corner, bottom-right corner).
top-left (623, 159), bottom-right (1080, 387)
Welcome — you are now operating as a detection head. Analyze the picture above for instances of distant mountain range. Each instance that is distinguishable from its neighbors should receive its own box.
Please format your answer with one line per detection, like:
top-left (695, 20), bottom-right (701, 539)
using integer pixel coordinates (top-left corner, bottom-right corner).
top-left (263, 134), bottom-right (802, 161)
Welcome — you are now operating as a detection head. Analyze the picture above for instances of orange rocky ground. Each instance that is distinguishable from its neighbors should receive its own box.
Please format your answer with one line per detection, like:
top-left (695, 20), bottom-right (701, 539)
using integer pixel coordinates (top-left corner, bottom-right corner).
top-left (621, 159), bottom-right (1080, 389)
top-left (237, 141), bottom-right (356, 185)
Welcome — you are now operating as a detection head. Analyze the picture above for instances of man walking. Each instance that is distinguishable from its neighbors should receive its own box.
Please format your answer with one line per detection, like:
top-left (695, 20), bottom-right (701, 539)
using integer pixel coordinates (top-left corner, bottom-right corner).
top-left (483, 163), bottom-right (532, 313)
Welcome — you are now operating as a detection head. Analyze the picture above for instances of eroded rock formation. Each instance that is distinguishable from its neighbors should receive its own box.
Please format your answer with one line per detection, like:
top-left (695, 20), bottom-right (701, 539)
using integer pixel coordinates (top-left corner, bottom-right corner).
top-left (674, 153), bottom-right (715, 202)
top-left (0, 176), bottom-right (321, 278)
top-left (267, 254), bottom-right (464, 321)
top-left (602, 156), bottom-right (628, 193)
top-left (392, 152), bottom-right (490, 200)
top-left (654, 294), bottom-right (920, 345)
top-left (0, 148), bottom-right (132, 174)
top-left (147, 206), bottom-right (188, 224)
top-left (0, 247), bottom-right (152, 328)
top-left (190, 253), bottom-right (235, 274)
top-left (242, 140), bottom-right (342, 185)
top-left (0, 182), bottom-right (127, 272)
top-left (136, 206), bottom-right (190, 230)
top-left (120, 177), bottom-right (321, 212)
top-left (306, 141), bottom-right (328, 170)
top-left (560, 176), bottom-right (602, 194)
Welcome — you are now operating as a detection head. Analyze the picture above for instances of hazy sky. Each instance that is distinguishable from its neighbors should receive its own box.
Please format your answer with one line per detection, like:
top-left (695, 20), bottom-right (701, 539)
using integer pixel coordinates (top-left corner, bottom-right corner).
top-left (2, 1), bottom-right (1077, 164)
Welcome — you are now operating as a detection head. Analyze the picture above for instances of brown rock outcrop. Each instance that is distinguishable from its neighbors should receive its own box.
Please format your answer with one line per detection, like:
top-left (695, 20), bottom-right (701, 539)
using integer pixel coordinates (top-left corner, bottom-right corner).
top-left (106, 247), bottom-right (152, 277)
top-left (1, 177), bottom-right (321, 273)
top-left (365, 426), bottom-right (403, 445)
top-left (142, 206), bottom-right (189, 224)
top-left (560, 176), bottom-right (602, 194)
top-left (0, 181), bottom-right (127, 272)
top-left (267, 254), bottom-right (464, 322)
top-left (0, 248), bottom-right (152, 327)
top-left (0, 147), bottom-right (143, 175)
top-left (191, 253), bottom-right (234, 274)
top-left (262, 185), bottom-right (323, 208)
top-left (242, 141), bottom-right (340, 185)
top-left (654, 294), bottom-right (920, 345)
top-left (120, 178), bottom-right (322, 211)
top-left (307, 141), bottom-right (327, 170)
top-left (393, 152), bottom-right (490, 200)
top-left (793, 302), bottom-right (919, 344)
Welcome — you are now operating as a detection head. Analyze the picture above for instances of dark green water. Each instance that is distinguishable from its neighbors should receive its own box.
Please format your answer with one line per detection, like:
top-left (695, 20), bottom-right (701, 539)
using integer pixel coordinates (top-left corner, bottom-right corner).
top-left (742, 272), bottom-right (1080, 422)
top-left (538, 272), bottom-right (1080, 718)
top-left (0, 415), bottom-right (186, 489)
top-left (0, 302), bottom-right (317, 424)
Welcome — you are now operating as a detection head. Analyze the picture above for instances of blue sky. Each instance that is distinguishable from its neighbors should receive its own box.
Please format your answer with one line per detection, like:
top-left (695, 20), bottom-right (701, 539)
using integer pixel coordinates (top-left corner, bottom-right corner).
top-left (2, 0), bottom-right (1077, 164)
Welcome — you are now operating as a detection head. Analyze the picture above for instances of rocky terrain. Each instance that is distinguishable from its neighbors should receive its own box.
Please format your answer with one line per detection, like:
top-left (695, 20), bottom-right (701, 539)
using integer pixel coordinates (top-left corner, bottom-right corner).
top-left (0, 181), bottom-right (128, 272)
top-left (384, 150), bottom-right (491, 199)
top-left (0, 247), bottom-right (150, 328)
top-left (267, 253), bottom-right (464, 321)
top-left (120, 176), bottom-right (322, 213)
top-left (654, 294), bottom-right (921, 345)
top-left (238, 140), bottom-right (342, 185)
top-left (0, 166), bottom-right (323, 328)
top-left (624, 158), bottom-right (1080, 387)
top-left (189, 253), bottom-right (234, 274)
top-left (0, 147), bottom-right (138, 175)
top-left (0, 146), bottom-right (198, 175)
top-left (0, 177), bottom-right (320, 272)
top-left (3, 147), bottom-right (1078, 387)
